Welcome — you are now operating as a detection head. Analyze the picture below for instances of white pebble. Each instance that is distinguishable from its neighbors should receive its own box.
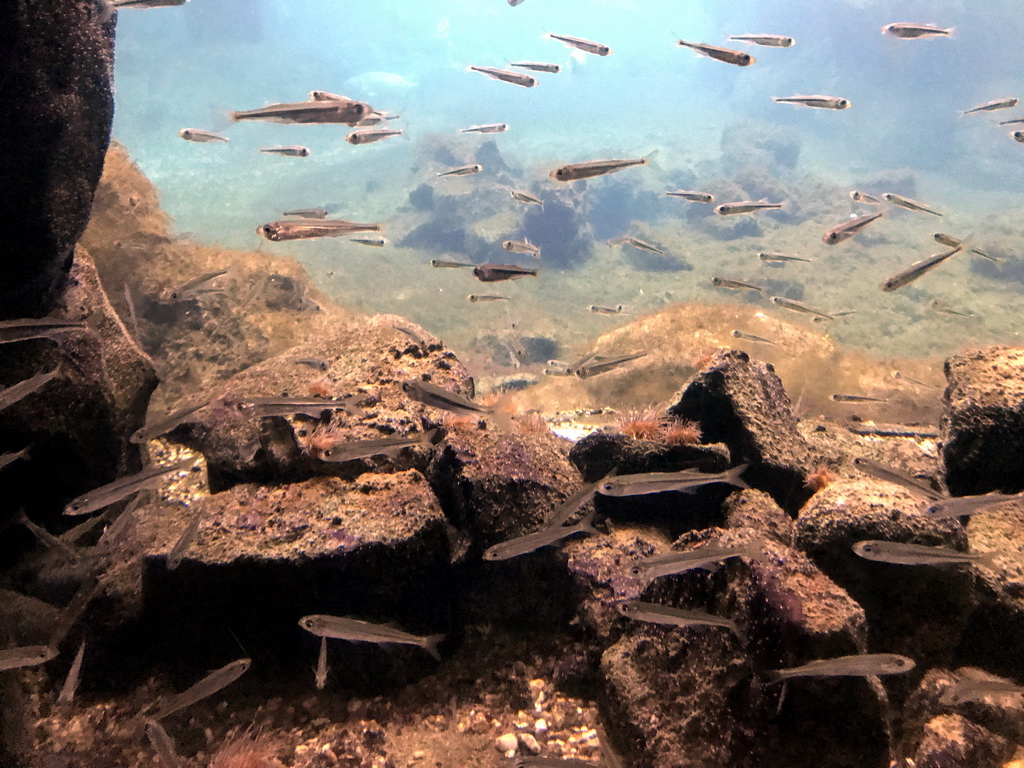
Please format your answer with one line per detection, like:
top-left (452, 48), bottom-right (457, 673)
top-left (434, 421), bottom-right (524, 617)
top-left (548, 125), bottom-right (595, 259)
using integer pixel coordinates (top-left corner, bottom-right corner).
top-left (495, 733), bottom-right (519, 756)
top-left (518, 733), bottom-right (542, 755)
top-left (535, 718), bottom-right (548, 735)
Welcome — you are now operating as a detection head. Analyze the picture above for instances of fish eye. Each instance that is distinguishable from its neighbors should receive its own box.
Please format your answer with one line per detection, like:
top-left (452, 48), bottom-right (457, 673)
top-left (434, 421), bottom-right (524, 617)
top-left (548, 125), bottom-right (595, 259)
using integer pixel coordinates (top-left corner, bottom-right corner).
top-left (839, 99), bottom-right (850, 108)
top-left (740, 54), bottom-right (751, 64)
top-left (827, 233), bottom-right (839, 243)
top-left (630, 566), bottom-right (642, 576)
top-left (262, 225), bottom-right (274, 236)
top-left (601, 483), bottom-right (613, 492)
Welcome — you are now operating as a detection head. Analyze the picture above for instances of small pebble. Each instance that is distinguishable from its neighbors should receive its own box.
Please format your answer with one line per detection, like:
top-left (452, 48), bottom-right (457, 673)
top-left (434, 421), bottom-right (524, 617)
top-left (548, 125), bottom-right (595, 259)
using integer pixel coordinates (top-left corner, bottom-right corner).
top-left (496, 733), bottom-right (519, 756)
top-left (518, 733), bottom-right (542, 755)
top-left (535, 718), bottom-right (548, 736)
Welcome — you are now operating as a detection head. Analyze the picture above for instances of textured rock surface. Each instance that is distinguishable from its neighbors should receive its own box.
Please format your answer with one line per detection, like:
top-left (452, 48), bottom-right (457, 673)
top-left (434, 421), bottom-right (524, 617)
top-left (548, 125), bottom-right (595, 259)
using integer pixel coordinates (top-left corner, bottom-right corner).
top-left (941, 346), bottom-right (1024, 495)
top-left (913, 714), bottom-right (1010, 768)
top-left (0, 3), bottom-right (113, 316)
top-left (723, 488), bottom-right (795, 545)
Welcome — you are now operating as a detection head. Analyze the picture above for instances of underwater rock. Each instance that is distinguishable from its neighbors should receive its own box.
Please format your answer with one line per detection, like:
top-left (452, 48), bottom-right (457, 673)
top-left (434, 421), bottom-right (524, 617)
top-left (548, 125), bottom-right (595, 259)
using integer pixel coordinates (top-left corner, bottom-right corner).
top-left (941, 346), bottom-right (1024, 496)
top-left (522, 185), bottom-right (593, 268)
top-left (474, 139), bottom-right (514, 175)
top-left (586, 177), bottom-right (664, 242)
top-left (0, 2), bottom-right (114, 316)
top-left (398, 216), bottom-right (491, 259)
top-left (669, 350), bottom-right (815, 512)
top-left (912, 714), bottom-right (1011, 768)
top-left (720, 120), bottom-right (801, 173)
top-left (407, 183), bottom-right (435, 211)
top-left (723, 488), bottom-right (794, 545)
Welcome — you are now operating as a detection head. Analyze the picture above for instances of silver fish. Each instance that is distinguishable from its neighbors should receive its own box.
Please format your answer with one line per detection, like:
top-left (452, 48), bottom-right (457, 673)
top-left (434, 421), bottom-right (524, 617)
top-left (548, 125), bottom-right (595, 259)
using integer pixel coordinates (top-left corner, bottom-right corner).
top-left (509, 61), bottom-right (561, 73)
top-left (151, 657), bottom-right (252, 720)
top-left (665, 190), bottom-right (715, 203)
top-left (853, 540), bottom-right (995, 567)
top-left (64, 459), bottom-right (194, 516)
top-left (259, 146), bottom-right (311, 157)
top-left (616, 601), bottom-right (746, 642)
top-left (882, 23), bottom-right (953, 39)
top-left (0, 644), bottom-right (57, 672)
top-left (934, 233), bottom-right (997, 263)
top-left (298, 615), bottom-right (444, 660)
top-left (283, 207), bottom-right (329, 219)
top-left (0, 318), bottom-right (86, 345)
top-left (998, 117), bottom-right (1024, 125)
top-left (831, 394), bottom-right (888, 403)
top-left (401, 380), bottom-right (492, 419)
top-left (850, 190), bottom-right (884, 205)
top-left (852, 457), bottom-right (944, 501)
top-left (309, 90), bottom-right (354, 101)
top-left (550, 156), bottom-right (651, 182)
top-left (468, 66), bottom-right (537, 88)
top-left (473, 263), bottom-right (538, 282)
top-left (1011, 131), bottom-right (1024, 143)
top-left (712, 276), bottom-right (763, 293)
top-left (166, 500), bottom-right (206, 570)
top-left (677, 39), bottom-right (753, 66)
top-left (770, 296), bottom-right (833, 320)
top-left (178, 128), bottom-right (227, 143)
top-left (103, 0), bottom-right (187, 14)
top-left (239, 396), bottom-right (360, 418)
top-left (598, 464), bottom-right (749, 497)
top-left (318, 430), bottom-right (435, 463)
top-left (356, 110), bottom-right (399, 126)
top-left (768, 654), bottom-right (915, 682)
top-left (431, 259), bottom-right (475, 269)
top-left (144, 720), bottom-right (183, 768)
top-left (58, 639), bottom-right (86, 704)
top-left (547, 33), bottom-right (612, 56)
top-left (468, 294), bottom-right (510, 303)
top-left (232, 99), bottom-right (370, 125)
top-left (159, 270), bottom-right (229, 303)
top-left (0, 367), bottom-right (61, 412)
top-left (294, 358), bottom-right (329, 371)
top-left (349, 234), bottom-right (388, 247)
top-left (503, 239), bottom-right (541, 257)
top-left (543, 477), bottom-right (606, 528)
top-left (732, 330), bottom-right (776, 345)
top-left (574, 352), bottom-right (645, 378)
top-left (483, 512), bottom-right (598, 561)
top-left (774, 95), bottom-right (851, 109)
top-left (728, 34), bottom-right (794, 48)
top-left (314, 636), bottom-right (328, 690)
top-left (609, 236), bottom-right (663, 253)
top-left (438, 164), bottom-right (482, 177)
top-left (890, 371), bottom-right (942, 391)
top-left (758, 252), bottom-right (811, 263)
top-left (346, 128), bottom-right (402, 145)
top-left (963, 97), bottom-right (1019, 116)
top-left (880, 246), bottom-right (962, 292)
top-left (511, 190), bottom-right (543, 206)
top-left (258, 219), bottom-right (381, 242)
top-left (589, 304), bottom-right (625, 315)
top-left (823, 212), bottom-right (884, 244)
top-left (925, 492), bottom-right (1023, 519)
top-left (714, 200), bottom-right (783, 215)
top-left (941, 673), bottom-right (1024, 705)
top-left (459, 124), bottom-right (508, 134)
top-left (627, 543), bottom-right (763, 581)
top-left (882, 193), bottom-right (942, 216)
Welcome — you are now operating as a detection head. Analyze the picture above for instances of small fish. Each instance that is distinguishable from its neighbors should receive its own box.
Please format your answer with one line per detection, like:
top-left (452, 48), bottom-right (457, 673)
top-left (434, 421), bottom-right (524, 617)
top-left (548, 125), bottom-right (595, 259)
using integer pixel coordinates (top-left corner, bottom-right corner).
top-left (543, 477), bottom-right (606, 529)
top-left (770, 297), bottom-right (833, 320)
top-left (166, 500), bottom-right (206, 570)
top-left (309, 90), bottom-right (354, 102)
top-left (598, 464), bottom-right (749, 497)
top-left (151, 657), bottom-right (252, 720)
top-left (929, 298), bottom-right (973, 317)
top-left (850, 190), bottom-right (884, 205)
top-left (430, 259), bottom-right (475, 269)
top-left (547, 33), bottom-right (612, 56)
top-left (768, 654), bottom-right (915, 682)
top-left (131, 400), bottom-right (210, 444)
top-left (468, 66), bottom-right (537, 87)
top-left (609, 236), bottom-right (663, 254)
top-left (882, 193), bottom-right (942, 216)
top-left (774, 94), bottom-right (851, 109)
top-left (890, 371), bottom-right (942, 391)
top-left (758, 252), bottom-right (811, 263)
top-left (144, 720), bottom-right (183, 768)
top-left (831, 394), bottom-right (889, 403)
top-left (665, 190), bottom-right (715, 203)
top-left (314, 636), bottom-right (328, 690)
top-left (823, 212), bottom-right (884, 245)
top-left (258, 219), bottom-right (381, 242)
top-left (294, 358), bottom-right (329, 371)
top-left (0, 367), bottom-right (61, 412)
top-left (941, 672), bottom-right (1024, 705)
top-left (503, 239), bottom-right (541, 257)
top-left (298, 615), bottom-right (444, 660)
top-left (459, 124), bottom-right (508, 134)
top-left (392, 324), bottom-right (431, 351)
top-left (963, 97), bottom-right (1019, 116)
top-left (178, 128), bottom-right (227, 143)
top-left (0, 644), bottom-right (57, 672)
top-left (232, 100), bottom-right (370, 125)
top-left (319, 430), bottom-right (435, 463)
top-left (933, 233), bottom-right (998, 263)
top-left (677, 39), bottom-right (754, 66)
top-left (714, 200), bottom-right (783, 215)
top-left (123, 283), bottom-right (140, 342)
top-left (58, 639), bottom-right (86, 704)
top-left (627, 543), bottom-right (763, 581)
top-left (728, 34), bottom-right (794, 48)
top-left (437, 164), bottom-right (482, 177)
top-left (574, 352), bottom-right (645, 378)
top-left (1011, 130), bottom-right (1024, 143)
top-left (998, 117), bottom-right (1024, 125)
top-left (159, 269), bottom-right (229, 303)
top-left (616, 601), bottom-right (746, 642)
top-left (349, 234), bottom-right (388, 247)
top-left (283, 207), bottom-right (329, 219)
top-left (511, 190), bottom-right (543, 206)
top-left (731, 330), bottom-right (776, 345)
top-left (589, 304), bottom-right (624, 315)
top-left (346, 128), bottom-right (402, 145)
top-left (101, 0), bottom-right (187, 17)
top-left (483, 511), bottom-right (598, 561)
top-left (550, 156), bottom-right (651, 182)
top-left (259, 146), bottom-right (311, 157)
top-left (239, 396), bottom-right (360, 418)
top-left (880, 246), bottom-right (962, 292)
top-left (711, 276), bottom-right (764, 293)
top-left (0, 318), bottom-right (86, 345)
top-left (882, 23), bottom-right (954, 39)
top-left (468, 294), bottom-right (510, 303)
top-left (473, 263), bottom-right (538, 282)
top-left (64, 459), bottom-right (194, 516)
top-left (401, 380), bottom-right (503, 424)
top-left (925, 492), bottom-right (1023, 519)
top-left (17, 509), bottom-right (79, 559)
top-left (852, 540), bottom-right (995, 567)
top-left (509, 61), bottom-right (561, 73)
top-left (852, 457), bottom-right (944, 501)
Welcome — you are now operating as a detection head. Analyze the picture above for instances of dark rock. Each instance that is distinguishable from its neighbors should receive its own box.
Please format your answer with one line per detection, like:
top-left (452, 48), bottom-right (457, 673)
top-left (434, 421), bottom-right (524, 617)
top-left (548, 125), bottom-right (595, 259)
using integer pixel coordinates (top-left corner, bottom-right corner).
top-left (522, 186), bottom-right (593, 268)
top-left (586, 177), bottom-right (663, 241)
top-left (723, 489), bottom-right (794, 545)
top-left (669, 350), bottom-right (815, 512)
top-left (941, 346), bottom-right (1024, 495)
top-left (408, 183), bottom-right (435, 211)
top-left (474, 139), bottom-right (513, 174)
top-left (913, 714), bottom-right (1010, 768)
top-left (0, 3), bottom-right (114, 316)
top-left (398, 217), bottom-right (490, 259)
top-left (721, 121), bottom-right (801, 172)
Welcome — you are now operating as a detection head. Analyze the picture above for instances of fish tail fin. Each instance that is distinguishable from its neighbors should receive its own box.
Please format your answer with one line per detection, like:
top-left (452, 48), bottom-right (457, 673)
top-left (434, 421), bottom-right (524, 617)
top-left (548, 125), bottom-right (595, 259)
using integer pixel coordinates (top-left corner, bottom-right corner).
top-left (977, 551), bottom-right (1000, 570)
top-left (765, 670), bottom-right (786, 685)
top-left (578, 508), bottom-right (600, 537)
top-left (422, 634), bottom-right (445, 662)
top-left (642, 149), bottom-right (661, 171)
top-left (726, 463), bottom-right (751, 490)
top-left (731, 622), bottom-right (748, 645)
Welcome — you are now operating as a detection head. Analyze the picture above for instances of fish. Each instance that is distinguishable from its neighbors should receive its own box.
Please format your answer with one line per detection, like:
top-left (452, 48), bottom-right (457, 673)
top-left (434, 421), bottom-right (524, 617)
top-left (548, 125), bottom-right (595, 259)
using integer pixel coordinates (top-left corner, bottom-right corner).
top-left (349, 234), bottom-right (388, 247)
top-left (509, 61), bottom-right (561, 73)
top-left (232, 99), bottom-right (371, 125)
top-left (144, 720), bottom-right (183, 768)
top-left (508, 0), bottom-right (524, 5)
top-left (550, 156), bottom-right (651, 182)
top-left (882, 23), bottom-right (954, 39)
top-left (259, 146), bottom-right (311, 157)
top-left (123, 283), bottom-right (140, 342)
top-left (430, 259), bottom-right (475, 269)
top-left (100, 0), bottom-right (186, 19)
top-left (309, 90), bottom-right (351, 101)
top-left (823, 212), bottom-right (884, 244)
top-left (468, 66), bottom-right (537, 88)
top-left (627, 543), bottom-right (764, 581)
top-left (483, 512), bottom-right (598, 561)
top-left (437, 164), bottom-right (482, 177)
top-left (283, 207), bottom-right (329, 219)
top-left (392, 324), bottom-right (431, 352)
top-left (609, 236), bottom-right (663, 254)
top-left (64, 459), bottom-right (194, 516)
top-left (831, 394), bottom-right (888, 403)
top-left (890, 371), bottom-right (942, 391)
top-left (159, 270), bottom-right (229, 303)
top-left (881, 193), bottom-right (942, 216)
top-left (401, 380), bottom-right (500, 422)
top-left (0, 318), bottom-right (86, 345)
top-left (767, 654), bottom-right (915, 682)
top-left (598, 464), bottom-right (749, 497)
top-left (852, 540), bottom-right (995, 567)
top-left (511, 190), bottom-right (543, 206)
top-left (294, 358), bottom-right (329, 371)
top-left (574, 352), bottom-right (646, 378)
top-left (714, 200), bottom-right (783, 215)
top-left (850, 190), bottom-right (884, 205)
top-left (178, 128), bottom-right (227, 143)
top-left (314, 636), bottom-right (328, 690)
top-left (711, 276), bottom-right (764, 293)
top-left (616, 601), bottom-right (746, 642)
top-left (298, 615), bottom-right (444, 660)
top-left (318, 430), bottom-right (436, 463)
top-left (473, 264), bottom-right (539, 282)
top-left (590, 305), bottom-right (625, 315)
top-left (0, 367), bottom-right (61, 412)
top-left (459, 124), bottom-right (508, 134)
top-left (728, 34), bottom-right (794, 48)
top-left (769, 297), bottom-right (833, 320)
top-left (998, 117), bottom-right (1024, 125)
top-left (758, 252), bottom-right (811, 263)
top-left (543, 477), bottom-right (606, 529)
top-left (676, 40), bottom-right (754, 66)
top-left (732, 330), bottom-right (776, 345)
top-left (665, 190), bottom-right (715, 203)
top-left (933, 233), bottom-right (998, 263)
top-left (17, 509), bottom-right (79, 559)
top-left (963, 97), bottom-right (1019, 116)
top-left (547, 33), bottom-right (612, 56)
top-left (258, 219), bottom-right (381, 242)
top-left (503, 239), bottom-right (541, 257)
top-left (0, 644), bottom-right (57, 672)
top-left (774, 95), bottom-right (851, 109)
top-left (925, 491), bottom-right (1024, 519)
top-left (941, 672), bottom-right (1024, 705)
top-left (239, 396), bottom-right (361, 418)
top-left (166, 500), bottom-right (206, 570)
top-left (131, 400), bottom-right (210, 443)
top-left (354, 110), bottom-right (398, 127)
top-left (852, 457), bottom-right (944, 501)
top-left (1012, 131), bottom-right (1024, 143)
top-left (151, 657), bottom-right (252, 720)
top-left (346, 128), bottom-right (402, 145)
top-left (58, 639), bottom-right (86, 704)
top-left (468, 295), bottom-right (510, 303)
top-left (880, 246), bottom-right (963, 292)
